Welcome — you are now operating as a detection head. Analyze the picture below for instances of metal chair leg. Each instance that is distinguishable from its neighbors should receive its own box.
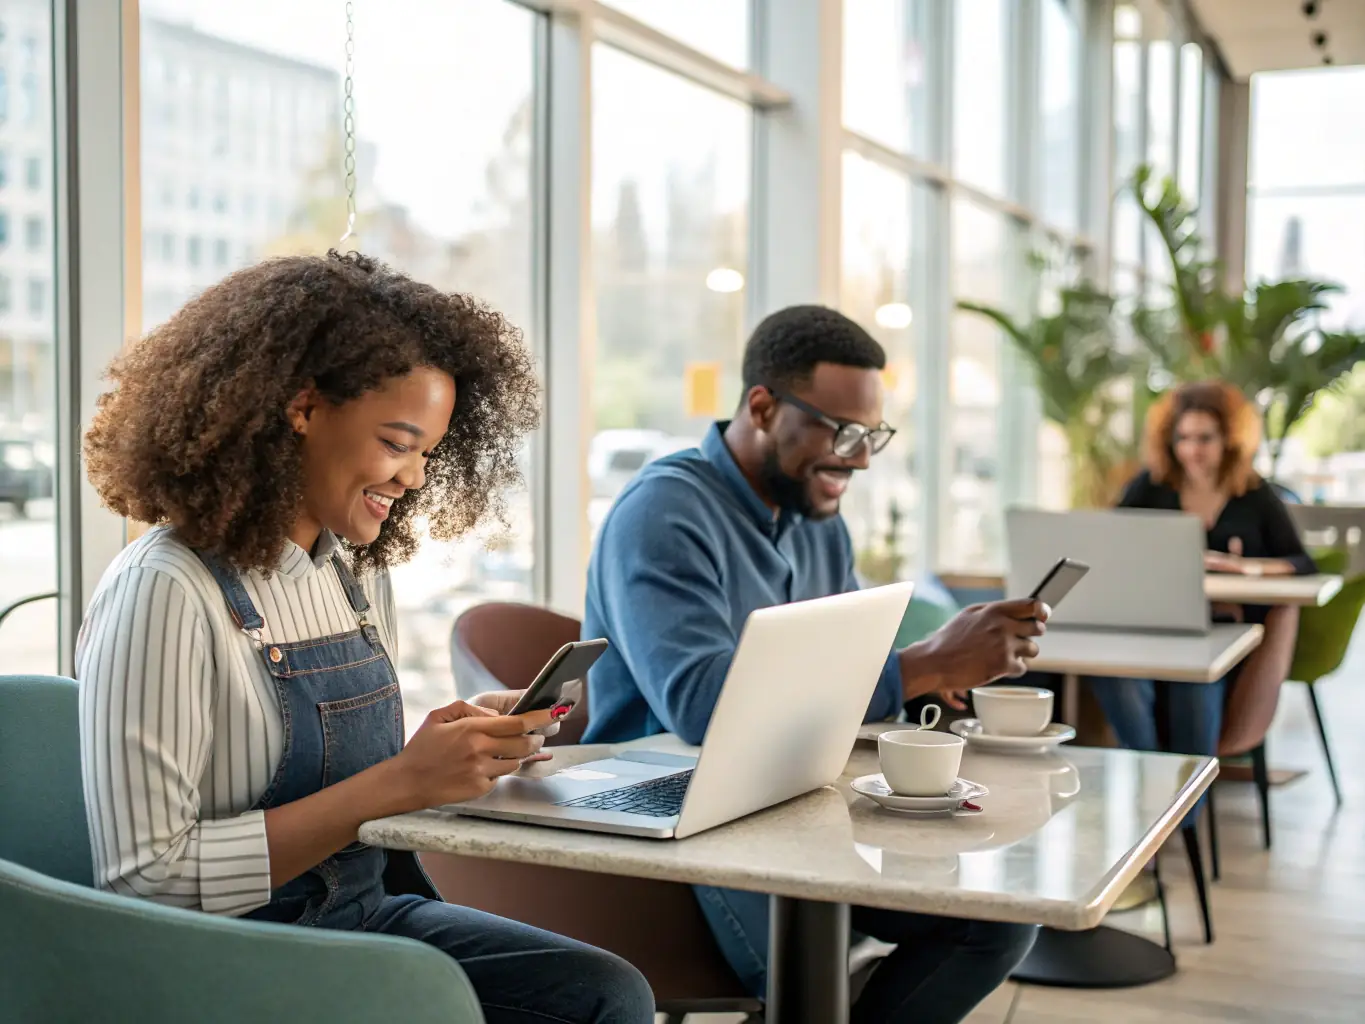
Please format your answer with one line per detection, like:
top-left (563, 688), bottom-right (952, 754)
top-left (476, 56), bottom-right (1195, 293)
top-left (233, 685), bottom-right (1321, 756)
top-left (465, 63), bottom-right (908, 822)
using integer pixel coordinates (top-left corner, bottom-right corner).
top-left (1206, 782), bottom-right (1221, 882)
top-left (1251, 743), bottom-right (1272, 850)
top-left (1181, 824), bottom-right (1214, 944)
top-left (1306, 685), bottom-right (1344, 808)
top-left (1153, 848), bottom-right (1173, 952)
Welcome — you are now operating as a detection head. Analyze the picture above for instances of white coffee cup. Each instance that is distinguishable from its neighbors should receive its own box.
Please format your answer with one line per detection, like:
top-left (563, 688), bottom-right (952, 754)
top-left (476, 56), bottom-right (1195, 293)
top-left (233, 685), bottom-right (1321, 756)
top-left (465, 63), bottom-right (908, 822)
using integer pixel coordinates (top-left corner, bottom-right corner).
top-left (877, 729), bottom-right (965, 797)
top-left (972, 686), bottom-right (1054, 736)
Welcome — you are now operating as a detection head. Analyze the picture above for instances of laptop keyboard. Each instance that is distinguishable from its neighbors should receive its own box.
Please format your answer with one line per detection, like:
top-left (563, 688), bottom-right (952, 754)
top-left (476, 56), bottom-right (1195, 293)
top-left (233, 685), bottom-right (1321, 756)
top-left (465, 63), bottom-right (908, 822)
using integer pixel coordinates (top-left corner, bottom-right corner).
top-left (557, 770), bottom-right (693, 818)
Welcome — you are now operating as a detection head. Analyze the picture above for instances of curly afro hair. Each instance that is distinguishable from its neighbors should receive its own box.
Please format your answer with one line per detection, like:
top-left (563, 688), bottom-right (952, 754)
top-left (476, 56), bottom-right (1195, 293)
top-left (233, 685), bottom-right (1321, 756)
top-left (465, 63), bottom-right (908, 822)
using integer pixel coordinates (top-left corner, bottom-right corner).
top-left (85, 250), bottom-right (540, 574)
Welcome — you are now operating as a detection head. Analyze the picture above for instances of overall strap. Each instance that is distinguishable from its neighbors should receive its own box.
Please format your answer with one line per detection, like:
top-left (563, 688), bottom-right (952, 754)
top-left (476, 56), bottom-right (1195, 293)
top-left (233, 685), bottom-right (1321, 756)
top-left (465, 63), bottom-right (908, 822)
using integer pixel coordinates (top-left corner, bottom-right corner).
top-left (329, 552), bottom-right (372, 621)
top-left (194, 550), bottom-right (265, 634)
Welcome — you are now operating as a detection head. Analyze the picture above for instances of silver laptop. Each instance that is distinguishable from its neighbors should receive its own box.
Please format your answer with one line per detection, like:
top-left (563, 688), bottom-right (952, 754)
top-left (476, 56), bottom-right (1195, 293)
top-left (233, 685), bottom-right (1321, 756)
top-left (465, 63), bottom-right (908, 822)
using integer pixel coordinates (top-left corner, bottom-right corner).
top-left (453, 582), bottom-right (915, 839)
top-left (1005, 508), bottom-right (1208, 634)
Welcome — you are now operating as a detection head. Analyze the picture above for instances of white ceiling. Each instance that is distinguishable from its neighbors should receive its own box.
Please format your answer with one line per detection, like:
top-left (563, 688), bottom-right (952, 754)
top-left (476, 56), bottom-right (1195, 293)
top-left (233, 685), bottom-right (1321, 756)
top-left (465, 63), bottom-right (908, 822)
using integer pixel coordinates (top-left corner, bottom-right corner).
top-left (1190, 0), bottom-right (1365, 80)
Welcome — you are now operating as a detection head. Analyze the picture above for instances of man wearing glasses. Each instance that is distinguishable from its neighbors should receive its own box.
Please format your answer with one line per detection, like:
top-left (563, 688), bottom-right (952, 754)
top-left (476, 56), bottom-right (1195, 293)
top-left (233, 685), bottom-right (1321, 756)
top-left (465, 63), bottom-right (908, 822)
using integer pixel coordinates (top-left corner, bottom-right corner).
top-left (580, 305), bottom-right (1045, 1023)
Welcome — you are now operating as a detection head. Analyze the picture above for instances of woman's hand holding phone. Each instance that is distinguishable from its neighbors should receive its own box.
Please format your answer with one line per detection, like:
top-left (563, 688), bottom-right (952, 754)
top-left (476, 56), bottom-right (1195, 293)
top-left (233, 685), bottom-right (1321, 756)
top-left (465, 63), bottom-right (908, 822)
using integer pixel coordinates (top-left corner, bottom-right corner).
top-left (392, 699), bottom-right (563, 809)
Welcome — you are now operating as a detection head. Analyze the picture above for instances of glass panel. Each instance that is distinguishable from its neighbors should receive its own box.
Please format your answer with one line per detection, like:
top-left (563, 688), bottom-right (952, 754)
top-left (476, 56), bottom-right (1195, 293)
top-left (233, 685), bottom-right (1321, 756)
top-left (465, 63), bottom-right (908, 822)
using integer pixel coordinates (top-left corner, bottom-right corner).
top-left (140, 0), bottom-right (538, 727)
top-left (1145, 11), bottom-right (1174, 178)
top-left (843, 0), bottom-right (936, 160)
top-left (591, 45), bottom-right (750, 540)
top-left (1039, 0), bottom-right (1080, 232)
top-left (1112, 10), bottom-right (1143, 267)
top-left (944, 199), bottom-right (1019, 571)
top-left (1177, 42), bottom-right (1203, 203)
top-left (1250, 68), bottom-right (1365, 191)
top-left (952, 0), bottom-right (1010, 197)
top-left (601, 0), bottom-right (750, 69)
top-left (0, 0), bottom-right (57, 674)
top-left (1144, 15), bottom-right (1175, 281)
top-left (839, 152), bottom-right (921, 580)
top-left (1248, 195), bottom-right (1365, 330)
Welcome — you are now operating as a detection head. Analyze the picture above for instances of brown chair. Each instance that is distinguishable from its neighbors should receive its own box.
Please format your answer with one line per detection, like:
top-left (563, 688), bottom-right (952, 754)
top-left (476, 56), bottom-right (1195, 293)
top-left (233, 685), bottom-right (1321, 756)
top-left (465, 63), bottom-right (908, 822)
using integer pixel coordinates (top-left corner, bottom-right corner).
top-left (1207, 604), bottom-right (1301, 879)
top-left (438, 601), bottom-right (761, 1022)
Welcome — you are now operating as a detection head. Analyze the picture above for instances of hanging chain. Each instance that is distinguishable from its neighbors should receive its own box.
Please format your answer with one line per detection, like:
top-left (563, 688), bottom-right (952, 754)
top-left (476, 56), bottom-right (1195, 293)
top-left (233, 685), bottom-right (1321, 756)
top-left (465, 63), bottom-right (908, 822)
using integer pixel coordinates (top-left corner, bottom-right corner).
top-left (339, 1), bottom-right (357, 244)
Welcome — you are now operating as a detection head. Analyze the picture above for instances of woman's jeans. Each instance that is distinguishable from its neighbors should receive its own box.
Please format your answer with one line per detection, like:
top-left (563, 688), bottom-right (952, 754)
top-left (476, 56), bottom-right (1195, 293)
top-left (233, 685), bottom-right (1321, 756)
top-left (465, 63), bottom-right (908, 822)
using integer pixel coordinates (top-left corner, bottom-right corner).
top-left (1090, 673), bottom-right (1231, 826)
top-left (1089, 674), bottom-right (1229, 756)
top-left (696, 885), bottom-right (1038, 1024)
top-left (359, 894), bottom-right (655, 1024)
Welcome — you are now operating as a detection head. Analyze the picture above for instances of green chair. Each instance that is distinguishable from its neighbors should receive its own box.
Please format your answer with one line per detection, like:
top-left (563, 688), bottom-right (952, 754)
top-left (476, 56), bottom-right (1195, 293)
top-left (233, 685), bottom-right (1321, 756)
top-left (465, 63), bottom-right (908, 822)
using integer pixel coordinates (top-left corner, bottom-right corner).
top-left (0, 675), bottom-right (485, 1024)
top-left (1288, 551), bottom-right (1365, 808)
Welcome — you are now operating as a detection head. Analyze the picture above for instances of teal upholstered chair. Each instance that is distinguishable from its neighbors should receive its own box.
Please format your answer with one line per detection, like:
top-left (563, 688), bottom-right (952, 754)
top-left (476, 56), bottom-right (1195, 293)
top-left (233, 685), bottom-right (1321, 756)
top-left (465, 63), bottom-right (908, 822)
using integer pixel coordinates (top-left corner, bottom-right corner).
top-left (0, 675), bottom-right (485, 1024)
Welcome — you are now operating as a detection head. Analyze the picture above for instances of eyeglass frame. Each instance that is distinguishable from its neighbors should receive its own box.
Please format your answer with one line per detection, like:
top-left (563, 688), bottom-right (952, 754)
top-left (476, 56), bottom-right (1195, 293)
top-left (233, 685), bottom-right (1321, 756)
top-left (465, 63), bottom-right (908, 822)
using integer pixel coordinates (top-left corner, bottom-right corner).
top-left (764, 387), bottom-right (896, 458)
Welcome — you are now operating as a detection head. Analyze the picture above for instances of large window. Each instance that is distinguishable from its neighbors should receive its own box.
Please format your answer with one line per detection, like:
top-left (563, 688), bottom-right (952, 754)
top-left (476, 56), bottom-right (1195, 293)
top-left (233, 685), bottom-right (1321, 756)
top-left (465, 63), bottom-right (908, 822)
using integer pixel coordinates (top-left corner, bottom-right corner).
top-left (840, 152), bottom-right (924, 577)
top-left (952, 0), bottom-right (1011, 198)
top-left (1038, 0), bottom-right (1081, 232)
top-left (0, 0), bottom-right (57, 675)
top-left (843, 0), bottom-right (937, 160)
top-left (1177, 41), bottom-right (1203, 204)
top-left (944, 199), bottom-right (1021, 570)
top-left (1111, 4), bottom-right (1143, 270)
top-left (140, 0), bottom-right (538, 727)
top-left (1248, 68), bottom-right (1365, 331)
top-left (601, 0), bottom-right (749, 69)
top-left (589, 44), bottom-right (751, 538)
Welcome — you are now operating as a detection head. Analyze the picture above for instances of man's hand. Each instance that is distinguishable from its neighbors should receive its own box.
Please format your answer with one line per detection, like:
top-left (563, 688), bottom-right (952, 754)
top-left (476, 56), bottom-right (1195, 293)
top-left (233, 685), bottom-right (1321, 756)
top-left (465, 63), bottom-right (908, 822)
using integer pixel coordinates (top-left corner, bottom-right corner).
top-left (899, 599), bottom-right (1049, 701)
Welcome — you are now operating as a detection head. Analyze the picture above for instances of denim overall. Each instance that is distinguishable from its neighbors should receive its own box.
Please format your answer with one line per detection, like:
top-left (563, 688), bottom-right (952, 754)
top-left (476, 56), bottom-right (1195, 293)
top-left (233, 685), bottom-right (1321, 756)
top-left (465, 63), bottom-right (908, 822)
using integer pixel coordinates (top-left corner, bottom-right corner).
top-left (198, 549), bottom-right (423, 926)
top-left (195, 549), bottom-right (654, 1023)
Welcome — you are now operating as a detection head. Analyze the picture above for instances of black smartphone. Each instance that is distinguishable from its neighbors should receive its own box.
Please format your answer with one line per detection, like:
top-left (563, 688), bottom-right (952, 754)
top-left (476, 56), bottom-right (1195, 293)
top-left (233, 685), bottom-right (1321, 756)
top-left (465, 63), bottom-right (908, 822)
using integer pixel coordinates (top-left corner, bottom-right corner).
top-left (1029, 557), bottom-right (1090, 609)
top-left (506, 638), bottom-right (609, 716)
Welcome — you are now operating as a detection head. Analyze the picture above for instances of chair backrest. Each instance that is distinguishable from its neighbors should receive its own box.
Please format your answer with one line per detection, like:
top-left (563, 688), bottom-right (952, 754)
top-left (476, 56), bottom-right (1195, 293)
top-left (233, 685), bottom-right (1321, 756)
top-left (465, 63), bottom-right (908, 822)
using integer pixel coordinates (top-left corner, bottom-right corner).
top-left (1289, 547), bottom-right (1365, 684)
top-left (0, 675), bottom-right (92, 885)
top-left (450, 602), bottom-right (588, 745)
top-left (0, 855), bottom-right (483, 1024)
top-left (1287, 504), bottom-right (1365, 577)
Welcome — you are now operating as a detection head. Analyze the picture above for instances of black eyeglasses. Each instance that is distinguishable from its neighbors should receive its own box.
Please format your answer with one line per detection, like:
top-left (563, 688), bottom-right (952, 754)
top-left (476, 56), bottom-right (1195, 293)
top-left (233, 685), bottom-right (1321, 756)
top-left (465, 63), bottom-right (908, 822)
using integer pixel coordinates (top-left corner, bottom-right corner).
top-left (767, 388), bottom-right (896, 458)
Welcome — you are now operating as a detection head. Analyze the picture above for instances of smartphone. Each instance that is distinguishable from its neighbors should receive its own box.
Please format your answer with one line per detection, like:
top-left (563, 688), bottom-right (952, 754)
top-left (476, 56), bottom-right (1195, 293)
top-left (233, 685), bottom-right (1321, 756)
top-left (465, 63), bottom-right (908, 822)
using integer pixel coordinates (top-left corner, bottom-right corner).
top-left (1029, 557), bottom-right (1090, 609)
top-left (506, 638), bottom-right (609, 716)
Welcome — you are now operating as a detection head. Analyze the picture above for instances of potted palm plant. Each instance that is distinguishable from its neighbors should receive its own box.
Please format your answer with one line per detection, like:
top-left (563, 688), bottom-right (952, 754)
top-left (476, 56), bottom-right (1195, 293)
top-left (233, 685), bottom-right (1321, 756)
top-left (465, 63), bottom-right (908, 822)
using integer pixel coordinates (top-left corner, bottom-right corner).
top-left (958, 267), bottom-right (1135, 508)
top-left (1131, 165), bottom-right (1365, 477)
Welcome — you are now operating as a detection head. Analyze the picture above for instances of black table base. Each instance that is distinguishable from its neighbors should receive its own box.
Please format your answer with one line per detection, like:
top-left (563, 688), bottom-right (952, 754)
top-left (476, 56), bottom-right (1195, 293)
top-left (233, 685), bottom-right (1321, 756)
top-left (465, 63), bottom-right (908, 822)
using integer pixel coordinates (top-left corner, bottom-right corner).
top-left (1012, 925), bottom-right (1176, 988)
top-left (766, 896), bottom-right (851, 1024)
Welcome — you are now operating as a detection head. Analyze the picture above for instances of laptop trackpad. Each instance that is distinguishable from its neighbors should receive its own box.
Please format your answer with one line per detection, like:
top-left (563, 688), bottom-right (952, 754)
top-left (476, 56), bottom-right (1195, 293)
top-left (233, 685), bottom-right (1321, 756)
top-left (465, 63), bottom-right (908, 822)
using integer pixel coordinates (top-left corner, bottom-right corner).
top-left (615, 751), bottom-right (698, 769)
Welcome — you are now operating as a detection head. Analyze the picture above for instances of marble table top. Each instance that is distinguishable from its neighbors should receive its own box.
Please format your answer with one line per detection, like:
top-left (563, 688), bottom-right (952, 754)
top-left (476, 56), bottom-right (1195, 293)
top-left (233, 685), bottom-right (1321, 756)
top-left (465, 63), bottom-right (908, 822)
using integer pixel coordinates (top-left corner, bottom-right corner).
top-left (360, 736), bottom-right (1216, 931)
top-left (1030, 622), bottom-right (1263, 682)
top-left (1203, 572), bottom-right (1343, 607)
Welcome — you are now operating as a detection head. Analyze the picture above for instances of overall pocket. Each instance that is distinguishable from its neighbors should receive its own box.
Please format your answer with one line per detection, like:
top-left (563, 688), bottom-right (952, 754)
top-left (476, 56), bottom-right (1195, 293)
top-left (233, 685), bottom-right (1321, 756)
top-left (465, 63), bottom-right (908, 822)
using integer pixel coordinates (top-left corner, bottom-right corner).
top-left (318, 681), bottom-right (403, 789)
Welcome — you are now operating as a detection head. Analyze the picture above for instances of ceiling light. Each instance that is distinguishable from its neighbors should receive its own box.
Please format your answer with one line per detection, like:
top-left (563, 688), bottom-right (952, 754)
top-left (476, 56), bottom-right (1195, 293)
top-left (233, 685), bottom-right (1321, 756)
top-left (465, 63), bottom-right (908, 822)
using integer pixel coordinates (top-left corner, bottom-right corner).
top-left (874, 302), bottom-right (914, 330)
top-left (705, 268), bottom-right (744, 293)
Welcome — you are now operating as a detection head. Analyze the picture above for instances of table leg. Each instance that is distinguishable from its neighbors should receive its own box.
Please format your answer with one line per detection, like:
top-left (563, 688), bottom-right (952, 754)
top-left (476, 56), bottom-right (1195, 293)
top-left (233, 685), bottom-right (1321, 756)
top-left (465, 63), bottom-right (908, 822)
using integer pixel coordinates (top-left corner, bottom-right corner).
top-left (766, 896), bottom-right (850, 1024)
top-left (1012, 925), bottom-right (1176, 988)
top-left (1061, 672), bottom-right (1080, 730)
top-left (1014, 670), bottom-right (1179, 988)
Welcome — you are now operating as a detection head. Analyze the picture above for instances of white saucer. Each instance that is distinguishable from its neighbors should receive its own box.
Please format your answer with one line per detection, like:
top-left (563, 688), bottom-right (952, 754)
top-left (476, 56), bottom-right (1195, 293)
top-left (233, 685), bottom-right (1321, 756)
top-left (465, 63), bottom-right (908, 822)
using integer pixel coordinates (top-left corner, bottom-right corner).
top-left (851, 774), bottom-right (988, 814)
top-left (950, 719), bottom-right (1076, 754)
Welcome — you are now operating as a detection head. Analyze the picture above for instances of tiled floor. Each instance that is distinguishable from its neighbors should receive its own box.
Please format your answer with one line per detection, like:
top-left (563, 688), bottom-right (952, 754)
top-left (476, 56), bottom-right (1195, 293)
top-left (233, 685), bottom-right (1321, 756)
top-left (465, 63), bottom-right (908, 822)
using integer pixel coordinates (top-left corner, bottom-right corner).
top-left (681, 632), bottom-right (1365, 1023)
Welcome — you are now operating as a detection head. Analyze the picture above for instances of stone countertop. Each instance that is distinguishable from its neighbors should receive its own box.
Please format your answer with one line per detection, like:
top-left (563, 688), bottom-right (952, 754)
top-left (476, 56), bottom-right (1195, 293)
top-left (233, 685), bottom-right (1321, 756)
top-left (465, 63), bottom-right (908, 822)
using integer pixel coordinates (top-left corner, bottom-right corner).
top-left (361, 735), bottom-right (1215, 931)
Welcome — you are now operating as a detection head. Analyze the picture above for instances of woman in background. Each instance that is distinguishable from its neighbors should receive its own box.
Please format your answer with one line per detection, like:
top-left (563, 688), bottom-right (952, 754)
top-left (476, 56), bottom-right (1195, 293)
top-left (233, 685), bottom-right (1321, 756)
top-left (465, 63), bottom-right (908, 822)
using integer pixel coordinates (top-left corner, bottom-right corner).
top-left (1093, 379), bottom-right (1314, 756)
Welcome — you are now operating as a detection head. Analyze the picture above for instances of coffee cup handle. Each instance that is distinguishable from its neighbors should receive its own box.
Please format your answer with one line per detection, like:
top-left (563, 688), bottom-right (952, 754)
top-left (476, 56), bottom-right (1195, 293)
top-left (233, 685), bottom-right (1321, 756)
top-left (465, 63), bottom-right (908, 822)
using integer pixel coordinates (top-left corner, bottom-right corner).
top-left (918, 704), bottom-right (942, 731)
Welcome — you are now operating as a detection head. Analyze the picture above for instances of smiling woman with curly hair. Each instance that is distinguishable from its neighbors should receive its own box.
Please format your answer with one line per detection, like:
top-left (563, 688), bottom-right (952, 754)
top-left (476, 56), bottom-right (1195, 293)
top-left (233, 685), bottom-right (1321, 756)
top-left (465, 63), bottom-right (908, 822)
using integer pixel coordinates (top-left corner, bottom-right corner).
top-left (77, 251), bottom-right (655, 1024)
top-left (1088, 378), bottom-right (1315, 772)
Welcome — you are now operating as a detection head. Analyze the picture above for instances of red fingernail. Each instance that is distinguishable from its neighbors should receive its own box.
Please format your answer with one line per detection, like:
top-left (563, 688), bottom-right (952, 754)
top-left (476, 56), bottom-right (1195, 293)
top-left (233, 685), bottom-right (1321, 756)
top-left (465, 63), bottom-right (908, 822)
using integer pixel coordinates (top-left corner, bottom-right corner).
top-left (551, 703), bottom-right (574, 720)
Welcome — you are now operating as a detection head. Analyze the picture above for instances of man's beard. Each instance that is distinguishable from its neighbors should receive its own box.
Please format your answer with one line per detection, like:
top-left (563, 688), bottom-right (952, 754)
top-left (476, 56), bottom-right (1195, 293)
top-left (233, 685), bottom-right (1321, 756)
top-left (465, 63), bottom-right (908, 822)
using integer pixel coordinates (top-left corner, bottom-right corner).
top-left (759, 450), bottom-right (837, 520)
